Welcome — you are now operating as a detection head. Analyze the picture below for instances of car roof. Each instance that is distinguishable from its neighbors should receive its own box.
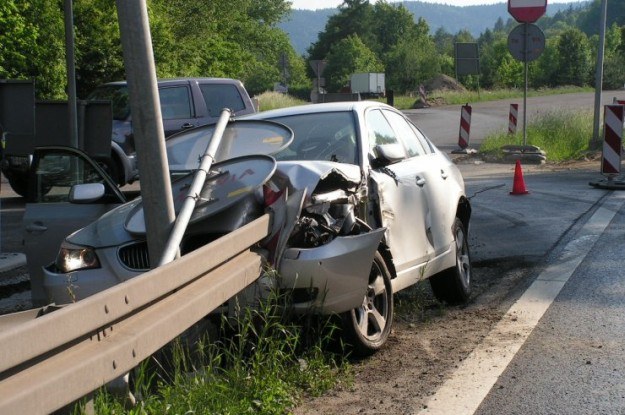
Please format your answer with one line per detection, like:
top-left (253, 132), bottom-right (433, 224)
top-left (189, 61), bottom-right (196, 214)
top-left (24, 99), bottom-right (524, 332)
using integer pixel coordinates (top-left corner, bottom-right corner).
top-left (243, 100), bottom-right (395, 120)
top-left (99, 77), bottom-right (242, 87)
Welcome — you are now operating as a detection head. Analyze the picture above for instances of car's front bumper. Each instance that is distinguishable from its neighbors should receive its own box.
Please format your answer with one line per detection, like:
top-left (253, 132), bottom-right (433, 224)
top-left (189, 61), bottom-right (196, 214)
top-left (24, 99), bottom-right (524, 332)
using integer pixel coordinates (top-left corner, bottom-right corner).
top-left (278, 228), bottom-right (385, 314)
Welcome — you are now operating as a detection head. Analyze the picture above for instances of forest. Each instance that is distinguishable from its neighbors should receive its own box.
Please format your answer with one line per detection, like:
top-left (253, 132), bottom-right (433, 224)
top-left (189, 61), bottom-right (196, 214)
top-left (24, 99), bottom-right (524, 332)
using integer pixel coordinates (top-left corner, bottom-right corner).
top-left (1, 0), bottom-right (624, 100)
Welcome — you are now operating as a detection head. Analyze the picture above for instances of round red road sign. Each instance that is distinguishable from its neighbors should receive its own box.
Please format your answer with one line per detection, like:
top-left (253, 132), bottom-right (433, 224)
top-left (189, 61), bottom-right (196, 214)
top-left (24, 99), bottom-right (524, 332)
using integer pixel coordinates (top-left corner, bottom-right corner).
top-left (508, 0), bottom-right (547, 23)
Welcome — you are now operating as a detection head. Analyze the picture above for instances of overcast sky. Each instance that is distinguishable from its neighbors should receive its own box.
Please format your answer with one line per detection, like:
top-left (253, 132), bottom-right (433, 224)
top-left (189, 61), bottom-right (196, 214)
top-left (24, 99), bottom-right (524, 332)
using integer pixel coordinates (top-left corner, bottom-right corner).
top-left (290, 0), bottom-right (587, 10)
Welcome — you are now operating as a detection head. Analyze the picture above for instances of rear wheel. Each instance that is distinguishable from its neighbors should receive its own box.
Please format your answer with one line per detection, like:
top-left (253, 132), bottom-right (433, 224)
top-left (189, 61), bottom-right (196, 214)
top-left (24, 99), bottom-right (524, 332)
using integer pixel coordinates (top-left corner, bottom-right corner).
top-left (341, 251), bottom-right (393, 356)
top-left (430, 217), bottom-right (471, 304)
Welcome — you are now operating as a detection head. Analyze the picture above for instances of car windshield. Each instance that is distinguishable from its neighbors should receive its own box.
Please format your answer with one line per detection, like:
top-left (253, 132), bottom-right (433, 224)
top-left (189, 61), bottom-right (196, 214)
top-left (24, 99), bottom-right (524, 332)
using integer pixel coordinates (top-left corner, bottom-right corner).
top-left (267, 111), bottom-right (358, 165)
top-left (86, 85), bottom-right (130, 121)
top-left (166, 120), bottom-right (293, 173)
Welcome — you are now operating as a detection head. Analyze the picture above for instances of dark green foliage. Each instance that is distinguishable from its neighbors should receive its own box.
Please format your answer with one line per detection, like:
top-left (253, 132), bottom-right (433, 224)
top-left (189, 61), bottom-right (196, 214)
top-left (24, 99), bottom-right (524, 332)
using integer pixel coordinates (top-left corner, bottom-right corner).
top-left (1, 0), bottom-right (307, 98)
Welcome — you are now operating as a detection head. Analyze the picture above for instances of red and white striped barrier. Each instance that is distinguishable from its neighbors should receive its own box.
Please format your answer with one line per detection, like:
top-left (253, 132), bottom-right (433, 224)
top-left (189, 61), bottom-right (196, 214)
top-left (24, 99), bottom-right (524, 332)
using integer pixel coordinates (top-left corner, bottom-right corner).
top-left (458, 104), bottom-right (471, 150)
top-left (508, 104), bottom-right (518, 135)
top-left (602, 104), bottom-right (623, 176)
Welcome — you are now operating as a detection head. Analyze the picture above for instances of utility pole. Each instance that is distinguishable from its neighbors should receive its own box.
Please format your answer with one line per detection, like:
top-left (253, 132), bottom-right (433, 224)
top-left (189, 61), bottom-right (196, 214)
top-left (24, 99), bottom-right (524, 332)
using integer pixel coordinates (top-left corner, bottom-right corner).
top-left (592, 0), bottom-right (608, 147)
top-left (63, 0), bottom-right (78, 148)
top-left (116, 0), bottom-right (176, 267)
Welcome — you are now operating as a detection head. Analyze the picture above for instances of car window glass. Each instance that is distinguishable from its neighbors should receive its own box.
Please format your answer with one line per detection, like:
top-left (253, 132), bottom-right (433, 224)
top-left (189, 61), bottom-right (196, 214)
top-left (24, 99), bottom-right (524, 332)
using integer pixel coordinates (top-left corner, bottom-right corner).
top-left (382, 110), bottom-right (427, 157)
top-left (365, 109), bottom-right (400, 151)
top-left (159, 86), bottom-right (192, 120)
top-left (33, 152), bottom-right (111, 203)
top-left (268, 112), bottom-right (358, 165)
top-left (200, 84), bottom-right (246, 117)
top-left (410, 123), bottom-right (435, 154)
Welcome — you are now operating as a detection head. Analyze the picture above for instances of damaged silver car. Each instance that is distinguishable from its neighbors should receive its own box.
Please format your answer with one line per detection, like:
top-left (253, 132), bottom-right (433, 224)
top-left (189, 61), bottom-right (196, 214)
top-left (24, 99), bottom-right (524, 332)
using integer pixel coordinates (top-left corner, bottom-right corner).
top-left (32, 101), bottom-right (471, 355)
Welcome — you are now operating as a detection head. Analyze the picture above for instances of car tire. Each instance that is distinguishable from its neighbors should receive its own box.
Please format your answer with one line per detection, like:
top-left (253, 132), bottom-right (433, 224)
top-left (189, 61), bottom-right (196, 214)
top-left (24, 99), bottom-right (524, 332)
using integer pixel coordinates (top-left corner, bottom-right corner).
top-left (430, 217), bottom-right (471, 305)
top-left (341, 251), bottom-right (394, 356)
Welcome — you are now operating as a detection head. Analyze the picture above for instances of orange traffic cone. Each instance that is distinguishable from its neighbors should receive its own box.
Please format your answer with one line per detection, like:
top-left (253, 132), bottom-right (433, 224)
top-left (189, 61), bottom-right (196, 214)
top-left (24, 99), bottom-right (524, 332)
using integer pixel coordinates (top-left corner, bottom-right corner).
top-left (510, 160), bottom-right (529, 195)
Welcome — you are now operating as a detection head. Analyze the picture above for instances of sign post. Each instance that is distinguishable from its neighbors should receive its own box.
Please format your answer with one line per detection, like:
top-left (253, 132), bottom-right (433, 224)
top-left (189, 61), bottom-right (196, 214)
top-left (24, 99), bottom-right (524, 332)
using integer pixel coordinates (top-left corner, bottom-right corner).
top-left (508, 0), bottom-right (547, 147)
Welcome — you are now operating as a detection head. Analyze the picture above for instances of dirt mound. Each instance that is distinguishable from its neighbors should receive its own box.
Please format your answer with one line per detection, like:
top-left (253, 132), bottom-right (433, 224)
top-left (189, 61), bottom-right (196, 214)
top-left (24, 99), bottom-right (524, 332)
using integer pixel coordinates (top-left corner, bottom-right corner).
top-left (425, 74), bottom-right (467, 93)
top-left (412, 75), bottom-right (467, 108)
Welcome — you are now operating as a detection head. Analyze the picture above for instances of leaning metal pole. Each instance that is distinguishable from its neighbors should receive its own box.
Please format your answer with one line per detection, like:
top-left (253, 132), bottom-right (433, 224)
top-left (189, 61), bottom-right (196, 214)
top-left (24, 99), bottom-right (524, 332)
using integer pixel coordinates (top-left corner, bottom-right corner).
top-left (158, 108), bottom-right (232, 267)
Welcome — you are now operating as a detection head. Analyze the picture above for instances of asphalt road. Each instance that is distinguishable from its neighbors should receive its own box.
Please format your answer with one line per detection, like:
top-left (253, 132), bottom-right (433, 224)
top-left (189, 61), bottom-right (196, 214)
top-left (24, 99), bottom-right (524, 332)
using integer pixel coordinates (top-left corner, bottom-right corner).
top-left (474, 190), bottom-right (625, 414)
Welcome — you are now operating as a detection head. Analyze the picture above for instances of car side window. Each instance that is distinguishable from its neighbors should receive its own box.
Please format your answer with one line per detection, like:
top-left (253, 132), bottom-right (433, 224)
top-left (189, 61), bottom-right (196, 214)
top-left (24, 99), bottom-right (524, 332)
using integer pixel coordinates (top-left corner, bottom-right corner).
top-left (199, 84), bottom-right (246, 116)
top-left (33, 152), bottom-right (111, 203)
top-left (382, 110), bottom-right (427, 157)
top-left (410, 123), bottom-right (435, 154)
top-left (159, 86), bottom-right (192, 120)
top-left (366, 109), bottom-right (401, 151)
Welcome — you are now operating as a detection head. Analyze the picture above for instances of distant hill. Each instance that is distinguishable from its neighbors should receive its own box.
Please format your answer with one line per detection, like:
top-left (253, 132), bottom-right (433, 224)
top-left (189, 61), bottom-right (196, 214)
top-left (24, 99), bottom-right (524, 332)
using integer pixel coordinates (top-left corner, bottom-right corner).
top-left (279, 1), bottom-right (591, 55)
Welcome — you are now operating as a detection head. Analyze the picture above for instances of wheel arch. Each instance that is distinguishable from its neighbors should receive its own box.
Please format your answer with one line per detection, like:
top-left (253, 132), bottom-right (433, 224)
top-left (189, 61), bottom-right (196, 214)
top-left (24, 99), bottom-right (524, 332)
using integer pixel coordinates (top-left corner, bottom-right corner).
top-left (456, 196), bottom-right (472, 231)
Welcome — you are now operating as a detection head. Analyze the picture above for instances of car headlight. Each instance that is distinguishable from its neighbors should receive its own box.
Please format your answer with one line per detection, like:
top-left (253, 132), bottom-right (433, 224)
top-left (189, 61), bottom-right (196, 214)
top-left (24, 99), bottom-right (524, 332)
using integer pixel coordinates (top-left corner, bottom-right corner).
top-left (55, 241), bottom-right (101, 273)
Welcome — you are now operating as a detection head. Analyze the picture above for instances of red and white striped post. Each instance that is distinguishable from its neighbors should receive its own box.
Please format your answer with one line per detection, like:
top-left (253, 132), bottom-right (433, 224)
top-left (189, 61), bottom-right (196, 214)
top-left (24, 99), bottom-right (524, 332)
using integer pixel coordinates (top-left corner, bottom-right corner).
top-left (602, 104), bottom-right (623, 177)
top-left (508, 103), bottom-right (518, 135)
top-left (453, 104), bottom-right (472, 153)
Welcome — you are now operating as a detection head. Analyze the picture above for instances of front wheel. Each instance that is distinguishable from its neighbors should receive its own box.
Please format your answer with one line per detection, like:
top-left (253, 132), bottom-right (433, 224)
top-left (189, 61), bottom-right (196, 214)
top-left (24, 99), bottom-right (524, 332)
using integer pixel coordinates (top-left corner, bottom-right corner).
top-left (430, 217), bottom-right (472, 305)
top-left (341, 251), bottom-right (394, 357)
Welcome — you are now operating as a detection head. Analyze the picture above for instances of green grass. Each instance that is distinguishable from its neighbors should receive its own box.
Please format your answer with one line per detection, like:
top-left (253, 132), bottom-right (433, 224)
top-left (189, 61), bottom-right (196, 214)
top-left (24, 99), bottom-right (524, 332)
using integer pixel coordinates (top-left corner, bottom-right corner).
top-left (374, 86), bottom-right (592, 110)
top-left (258, 86), bottom-right (592, 112)
top-left (429, 86), bottom-right (592, 107)
top-left (480, 109), bottom-right (595, 162)
top-left (77, 283), bottom-right (350, 415)
top-left (256, 91), bottom-right (308, 111)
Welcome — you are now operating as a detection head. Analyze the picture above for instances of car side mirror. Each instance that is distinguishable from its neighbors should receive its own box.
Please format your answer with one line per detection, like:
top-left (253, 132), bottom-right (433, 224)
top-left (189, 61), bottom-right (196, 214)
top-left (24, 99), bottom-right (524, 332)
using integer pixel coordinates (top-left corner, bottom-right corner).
top-left (371, 143), bottom-right (405, 168)
top-left (69, 183), bottom-right (106, 203)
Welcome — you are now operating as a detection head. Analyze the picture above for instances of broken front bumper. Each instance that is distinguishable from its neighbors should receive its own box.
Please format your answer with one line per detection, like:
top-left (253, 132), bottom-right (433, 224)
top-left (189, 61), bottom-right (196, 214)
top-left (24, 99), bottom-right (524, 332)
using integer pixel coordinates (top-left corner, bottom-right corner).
top-left (278, 228), bottom-right (385, 314)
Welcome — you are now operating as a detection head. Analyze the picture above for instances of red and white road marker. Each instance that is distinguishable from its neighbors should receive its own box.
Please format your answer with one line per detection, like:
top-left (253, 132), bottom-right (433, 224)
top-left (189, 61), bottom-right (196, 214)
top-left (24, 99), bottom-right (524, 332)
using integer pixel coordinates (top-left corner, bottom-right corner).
top-left (602, 105), bottom-right (623, 176)
top-left (508, 103), bottom-right (518, 135)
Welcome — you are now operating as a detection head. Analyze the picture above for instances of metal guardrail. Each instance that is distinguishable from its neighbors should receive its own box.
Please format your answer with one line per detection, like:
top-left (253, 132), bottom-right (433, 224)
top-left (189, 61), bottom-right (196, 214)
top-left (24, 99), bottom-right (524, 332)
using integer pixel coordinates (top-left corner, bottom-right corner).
top-left (0, 214), bottom-right (270, 414)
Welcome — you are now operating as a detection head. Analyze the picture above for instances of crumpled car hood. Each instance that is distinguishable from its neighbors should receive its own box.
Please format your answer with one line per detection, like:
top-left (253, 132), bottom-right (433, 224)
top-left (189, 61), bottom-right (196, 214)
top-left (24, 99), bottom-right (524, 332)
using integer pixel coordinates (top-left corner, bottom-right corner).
top-left (274, 160), bottom-right (361, 199)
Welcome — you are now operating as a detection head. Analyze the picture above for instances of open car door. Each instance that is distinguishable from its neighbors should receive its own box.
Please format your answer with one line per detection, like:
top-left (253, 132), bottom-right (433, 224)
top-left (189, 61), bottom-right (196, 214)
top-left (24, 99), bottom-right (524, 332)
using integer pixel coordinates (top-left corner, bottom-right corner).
top-left (23, 146), bottom-right (127, 306)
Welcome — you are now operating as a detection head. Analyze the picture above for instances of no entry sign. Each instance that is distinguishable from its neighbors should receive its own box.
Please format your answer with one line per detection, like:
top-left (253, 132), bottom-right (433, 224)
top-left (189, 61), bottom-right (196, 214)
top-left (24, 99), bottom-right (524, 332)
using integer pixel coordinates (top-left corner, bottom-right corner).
top-left (508, 0), bottom-right (547, 23)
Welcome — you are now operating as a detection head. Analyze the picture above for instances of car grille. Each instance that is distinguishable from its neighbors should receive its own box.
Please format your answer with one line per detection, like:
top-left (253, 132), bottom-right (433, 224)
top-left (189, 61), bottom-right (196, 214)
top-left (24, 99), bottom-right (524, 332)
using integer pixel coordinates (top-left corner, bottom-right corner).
top-left (118, 241), bottom-right (150, 271)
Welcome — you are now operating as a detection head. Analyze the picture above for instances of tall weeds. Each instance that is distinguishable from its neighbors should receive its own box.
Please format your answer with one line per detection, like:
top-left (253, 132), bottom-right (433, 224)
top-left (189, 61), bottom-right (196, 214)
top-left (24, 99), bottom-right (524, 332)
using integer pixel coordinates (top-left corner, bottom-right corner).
top-left (79, 284), bottom-right (349, 415)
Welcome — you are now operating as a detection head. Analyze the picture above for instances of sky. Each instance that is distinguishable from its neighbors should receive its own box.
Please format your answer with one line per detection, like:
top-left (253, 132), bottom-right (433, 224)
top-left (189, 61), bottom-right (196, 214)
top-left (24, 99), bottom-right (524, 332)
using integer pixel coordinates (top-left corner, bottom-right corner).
top-left (290, 0), bottom-right (588, 10)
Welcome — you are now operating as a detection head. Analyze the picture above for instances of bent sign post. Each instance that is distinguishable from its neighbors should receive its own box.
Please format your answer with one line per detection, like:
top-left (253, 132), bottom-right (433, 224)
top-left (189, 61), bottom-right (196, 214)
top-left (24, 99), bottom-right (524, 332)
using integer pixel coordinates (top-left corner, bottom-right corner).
top-left (508, 0), bottom-right (547, 23)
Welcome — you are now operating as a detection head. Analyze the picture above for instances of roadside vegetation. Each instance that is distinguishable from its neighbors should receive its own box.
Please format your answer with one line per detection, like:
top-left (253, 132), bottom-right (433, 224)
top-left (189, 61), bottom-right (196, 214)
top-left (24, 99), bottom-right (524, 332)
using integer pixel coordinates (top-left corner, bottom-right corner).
top-left (75, 289), bottom-right (351, 415)
top-left (480, 109), bottom-right (595, 162)
top-left (2, 1), bottom-right (623, 100)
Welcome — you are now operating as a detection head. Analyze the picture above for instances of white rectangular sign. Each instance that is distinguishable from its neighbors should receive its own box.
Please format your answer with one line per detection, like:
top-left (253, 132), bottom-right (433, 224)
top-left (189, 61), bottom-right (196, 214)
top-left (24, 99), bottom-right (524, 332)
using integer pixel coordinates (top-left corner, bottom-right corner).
top-left (509, 0), bottom-right (546, 6)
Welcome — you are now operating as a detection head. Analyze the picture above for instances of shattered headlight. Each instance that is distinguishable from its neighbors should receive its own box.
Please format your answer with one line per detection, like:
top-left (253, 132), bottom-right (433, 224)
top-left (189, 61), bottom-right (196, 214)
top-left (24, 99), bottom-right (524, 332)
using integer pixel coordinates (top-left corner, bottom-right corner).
top-left (55, 241), bottom-right (101, 273)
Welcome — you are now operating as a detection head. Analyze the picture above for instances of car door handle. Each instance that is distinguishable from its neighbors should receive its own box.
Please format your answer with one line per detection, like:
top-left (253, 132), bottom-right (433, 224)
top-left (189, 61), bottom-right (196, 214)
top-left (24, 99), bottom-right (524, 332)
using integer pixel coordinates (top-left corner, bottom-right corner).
top-left (416, 176), bottom-right (426, 187)
top-left (180, 123), bottom-right (195, 129)
top-left (26, 222), bottom-right (48, 234)
top-left (441, 169), bottom-right (448, 180)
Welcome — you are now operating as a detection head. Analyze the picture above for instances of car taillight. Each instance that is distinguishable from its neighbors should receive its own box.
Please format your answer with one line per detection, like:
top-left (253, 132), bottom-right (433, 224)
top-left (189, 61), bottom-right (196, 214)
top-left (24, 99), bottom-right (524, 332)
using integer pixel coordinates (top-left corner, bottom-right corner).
top-left (263, 183), bottom-right (284, 207)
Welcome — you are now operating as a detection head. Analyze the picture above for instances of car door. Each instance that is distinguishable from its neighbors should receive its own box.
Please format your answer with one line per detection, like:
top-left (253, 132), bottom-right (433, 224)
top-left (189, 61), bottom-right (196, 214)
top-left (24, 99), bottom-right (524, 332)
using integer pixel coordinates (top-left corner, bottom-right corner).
top-left (381, 109), bottom-right (454, 257)
top-left (23, 147), bottom-right (126, 306)
top-left (364, 109), bottom-right (434, 282)
top-left (159, 84), bottom-right (198, 136)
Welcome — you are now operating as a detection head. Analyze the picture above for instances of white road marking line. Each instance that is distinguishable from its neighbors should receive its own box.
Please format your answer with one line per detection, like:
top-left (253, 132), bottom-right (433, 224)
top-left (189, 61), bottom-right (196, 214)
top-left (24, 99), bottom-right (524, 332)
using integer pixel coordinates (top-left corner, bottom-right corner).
top-left (416, 192), bottom-right (625, 415)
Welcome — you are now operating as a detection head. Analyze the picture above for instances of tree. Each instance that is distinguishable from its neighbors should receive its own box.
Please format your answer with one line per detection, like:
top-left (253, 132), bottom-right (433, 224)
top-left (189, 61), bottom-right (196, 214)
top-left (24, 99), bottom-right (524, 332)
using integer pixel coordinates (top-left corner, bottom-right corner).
top-left (307, 0), bottom-right (375, 61)
top-left (323, 35), bottom-right (383, 92)
top-left (556, 28), bottom-right (592, 86)
top-left (385, 36), bottom-right (440, 93)
top-left (0, 0), bottom-right (65, 99)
